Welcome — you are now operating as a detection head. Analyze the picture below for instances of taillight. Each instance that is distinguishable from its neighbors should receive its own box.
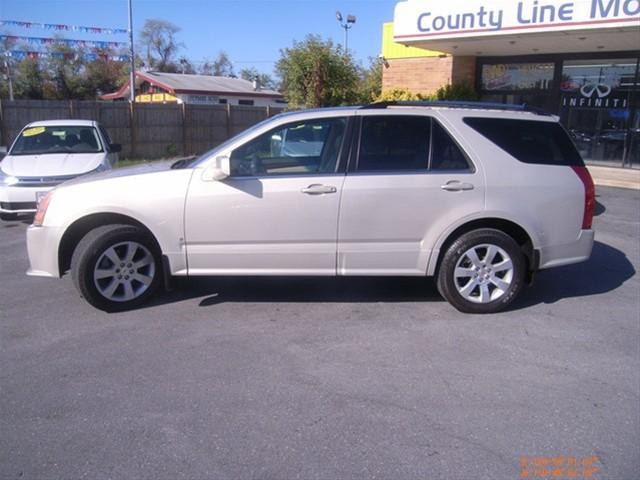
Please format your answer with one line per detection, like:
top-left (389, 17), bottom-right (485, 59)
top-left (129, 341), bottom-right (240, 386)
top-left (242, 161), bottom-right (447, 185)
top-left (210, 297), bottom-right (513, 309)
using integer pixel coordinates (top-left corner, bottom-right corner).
top-left (571, 166), bottom-right (595, 230)
top-left (33, 191), bottom-right (53, 226)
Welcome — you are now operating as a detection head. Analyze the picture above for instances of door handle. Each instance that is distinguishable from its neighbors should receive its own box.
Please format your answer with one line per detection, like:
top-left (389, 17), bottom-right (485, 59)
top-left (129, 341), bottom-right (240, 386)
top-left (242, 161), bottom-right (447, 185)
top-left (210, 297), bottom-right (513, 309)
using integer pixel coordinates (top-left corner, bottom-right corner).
top-left (441, 181), bottom-right (474, 192)
top-left (301, 184), bottom-right (337, 195)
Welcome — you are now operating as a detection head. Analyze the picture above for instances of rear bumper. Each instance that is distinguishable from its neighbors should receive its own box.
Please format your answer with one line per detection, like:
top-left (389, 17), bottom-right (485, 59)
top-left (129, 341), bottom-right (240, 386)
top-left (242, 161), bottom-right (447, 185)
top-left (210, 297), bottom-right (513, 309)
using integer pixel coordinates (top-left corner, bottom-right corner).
top-left (26, 224), bottom-right (63, 278)
top-left (538, 229), bottom-right (595, 270)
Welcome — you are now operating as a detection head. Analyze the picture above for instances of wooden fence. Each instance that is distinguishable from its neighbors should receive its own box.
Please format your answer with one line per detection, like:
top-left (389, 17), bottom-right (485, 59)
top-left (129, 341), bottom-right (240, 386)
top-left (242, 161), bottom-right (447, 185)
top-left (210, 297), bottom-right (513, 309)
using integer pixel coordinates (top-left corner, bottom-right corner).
top-left (0, 100), bottom-right (285, 159)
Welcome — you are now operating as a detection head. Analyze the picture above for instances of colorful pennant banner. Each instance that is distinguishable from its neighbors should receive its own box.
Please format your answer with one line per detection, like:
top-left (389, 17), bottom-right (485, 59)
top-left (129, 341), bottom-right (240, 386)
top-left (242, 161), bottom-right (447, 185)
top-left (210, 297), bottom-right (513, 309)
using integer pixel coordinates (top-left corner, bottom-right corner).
top-left (0, 20), bottom-right (127, 35)
top-left (8, 50), bottom-right (130, 62)
top-left (0, 35), bottom-right (127, 49)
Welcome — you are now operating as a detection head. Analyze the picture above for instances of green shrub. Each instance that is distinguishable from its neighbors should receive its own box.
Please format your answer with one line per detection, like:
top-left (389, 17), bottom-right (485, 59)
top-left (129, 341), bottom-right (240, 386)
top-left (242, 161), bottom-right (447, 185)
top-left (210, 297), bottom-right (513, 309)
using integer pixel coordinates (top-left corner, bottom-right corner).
top-left (375, 88), bottom-right (436, 102)
top-left (435, 83), bottom-right (479, 101)
top-left (166, 143), bottom-right (178, 158)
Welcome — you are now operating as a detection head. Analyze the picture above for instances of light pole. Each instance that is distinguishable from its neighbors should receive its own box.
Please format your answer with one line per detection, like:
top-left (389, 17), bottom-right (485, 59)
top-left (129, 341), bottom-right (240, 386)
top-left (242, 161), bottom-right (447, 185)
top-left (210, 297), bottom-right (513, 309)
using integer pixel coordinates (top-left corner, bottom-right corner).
top-left (336, 11), bottom-right (356, 55)
top-left (128, 0), bottom-right (135, 102)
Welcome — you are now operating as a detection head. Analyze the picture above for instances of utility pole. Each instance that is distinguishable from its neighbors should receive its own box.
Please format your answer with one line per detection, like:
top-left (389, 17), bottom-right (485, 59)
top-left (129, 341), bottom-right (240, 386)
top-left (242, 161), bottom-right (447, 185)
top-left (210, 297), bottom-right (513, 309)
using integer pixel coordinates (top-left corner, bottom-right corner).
top-left (128, 0), bottom-right (136, 102)
top-left (3, 56), bottom-right (14, 101)
top-left (335, 11), bottom-right (356, 56)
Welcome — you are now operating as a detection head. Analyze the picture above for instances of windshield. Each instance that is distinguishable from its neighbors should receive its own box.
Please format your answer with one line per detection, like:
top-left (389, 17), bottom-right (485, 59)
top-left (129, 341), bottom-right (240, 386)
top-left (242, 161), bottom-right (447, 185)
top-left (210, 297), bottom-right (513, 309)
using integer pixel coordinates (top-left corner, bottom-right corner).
top-left (186, 116), bottom-right (278, 168)
top-left (10, 126), bottom-right (103, 155)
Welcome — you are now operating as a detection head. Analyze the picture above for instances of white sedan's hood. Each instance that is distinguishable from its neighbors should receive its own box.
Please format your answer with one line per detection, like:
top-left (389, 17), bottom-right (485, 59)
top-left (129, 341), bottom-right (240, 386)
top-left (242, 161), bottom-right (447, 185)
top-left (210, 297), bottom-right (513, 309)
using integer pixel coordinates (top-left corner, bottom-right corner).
top-left (0, 153), bottom-right (104, 177)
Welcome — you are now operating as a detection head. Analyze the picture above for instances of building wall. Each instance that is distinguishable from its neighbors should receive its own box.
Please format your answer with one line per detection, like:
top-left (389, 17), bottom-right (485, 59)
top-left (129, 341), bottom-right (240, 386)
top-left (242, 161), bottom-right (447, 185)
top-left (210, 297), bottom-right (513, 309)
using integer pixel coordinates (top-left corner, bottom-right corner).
top-left (382, 56), bottom-right (477, 95)
top-left (380, 21), bottom-right (477, 95)
top-left (175, 94), bottom-right (284, 108)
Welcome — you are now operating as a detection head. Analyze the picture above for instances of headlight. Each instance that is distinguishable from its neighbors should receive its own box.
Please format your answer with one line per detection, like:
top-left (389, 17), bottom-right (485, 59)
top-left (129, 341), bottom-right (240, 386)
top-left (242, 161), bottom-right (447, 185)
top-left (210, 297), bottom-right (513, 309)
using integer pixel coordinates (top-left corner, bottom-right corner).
top-left (33, 191), bottom-right (54, 226)
top-left (0, 170), bottom-right (18, 185)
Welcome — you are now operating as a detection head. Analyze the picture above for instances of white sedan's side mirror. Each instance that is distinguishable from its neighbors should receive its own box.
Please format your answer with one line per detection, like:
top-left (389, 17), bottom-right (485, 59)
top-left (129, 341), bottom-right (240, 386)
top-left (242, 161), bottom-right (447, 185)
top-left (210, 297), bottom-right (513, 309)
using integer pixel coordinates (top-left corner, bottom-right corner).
top-left (203, 156), bottom-right (231, 181)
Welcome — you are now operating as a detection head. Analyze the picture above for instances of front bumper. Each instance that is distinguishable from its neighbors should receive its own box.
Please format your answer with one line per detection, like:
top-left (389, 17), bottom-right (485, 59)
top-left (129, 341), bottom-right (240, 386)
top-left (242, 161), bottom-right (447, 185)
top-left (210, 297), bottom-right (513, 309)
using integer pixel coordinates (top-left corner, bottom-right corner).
top-left (0, 184), bottom-right (55, 214)
top-left (538, 229), bottom-right (595, 270)
top-left (26, 224), bottom-right (64, 278)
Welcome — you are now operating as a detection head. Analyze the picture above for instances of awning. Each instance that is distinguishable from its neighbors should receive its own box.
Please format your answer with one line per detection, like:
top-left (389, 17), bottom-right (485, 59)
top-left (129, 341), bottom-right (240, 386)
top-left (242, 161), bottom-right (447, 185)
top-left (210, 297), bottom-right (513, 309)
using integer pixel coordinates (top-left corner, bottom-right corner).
top-left (393, 0), bottom-right (640, 56)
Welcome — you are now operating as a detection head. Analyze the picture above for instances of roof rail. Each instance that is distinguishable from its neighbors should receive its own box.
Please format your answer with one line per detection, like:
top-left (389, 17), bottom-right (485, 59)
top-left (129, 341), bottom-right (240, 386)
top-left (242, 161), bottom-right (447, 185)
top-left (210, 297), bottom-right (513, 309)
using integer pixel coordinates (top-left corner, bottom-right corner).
top-left (360, 100), bottom-right (552, 116)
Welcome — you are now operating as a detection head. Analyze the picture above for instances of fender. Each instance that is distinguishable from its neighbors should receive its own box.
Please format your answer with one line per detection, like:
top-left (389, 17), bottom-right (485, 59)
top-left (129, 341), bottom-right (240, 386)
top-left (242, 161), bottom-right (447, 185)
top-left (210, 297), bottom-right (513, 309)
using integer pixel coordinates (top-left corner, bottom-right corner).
top-left (425, 211), bottom-right (540, 276)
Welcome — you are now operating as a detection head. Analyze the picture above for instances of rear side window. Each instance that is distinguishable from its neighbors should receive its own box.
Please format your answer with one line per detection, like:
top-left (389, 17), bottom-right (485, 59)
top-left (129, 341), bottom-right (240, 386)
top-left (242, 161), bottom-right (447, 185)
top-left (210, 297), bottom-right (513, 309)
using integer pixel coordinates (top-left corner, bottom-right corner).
top-left (463, 117), bottom-right (584, 166)
top-left (431, 121), bottom-right (470, 171)
top-left (356, 116), bottom-right (471, 172)
top-left (358, 116), bottom-right (430, 171)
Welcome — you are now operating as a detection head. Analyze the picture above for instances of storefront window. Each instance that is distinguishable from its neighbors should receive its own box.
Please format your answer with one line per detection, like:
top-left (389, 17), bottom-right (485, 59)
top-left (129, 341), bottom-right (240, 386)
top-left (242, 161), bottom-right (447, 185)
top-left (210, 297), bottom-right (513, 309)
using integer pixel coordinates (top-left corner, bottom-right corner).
top-left (481, 63), bottom-right (555, 91)
top-left (560, 58), bottom-right (639, 167)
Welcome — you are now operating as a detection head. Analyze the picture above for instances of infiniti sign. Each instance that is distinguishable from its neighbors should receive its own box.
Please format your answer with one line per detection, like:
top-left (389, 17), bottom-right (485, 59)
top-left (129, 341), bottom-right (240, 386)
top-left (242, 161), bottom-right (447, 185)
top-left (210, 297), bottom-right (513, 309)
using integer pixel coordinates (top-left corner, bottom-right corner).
top-left (580, 83), bottom-right (612, 98)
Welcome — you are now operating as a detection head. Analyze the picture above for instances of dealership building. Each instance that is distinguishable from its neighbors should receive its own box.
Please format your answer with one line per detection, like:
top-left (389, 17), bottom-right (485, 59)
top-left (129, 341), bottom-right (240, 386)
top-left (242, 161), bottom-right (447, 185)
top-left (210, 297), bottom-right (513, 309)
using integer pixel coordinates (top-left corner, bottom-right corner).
top-left (382, 0), bottom-right (640, 167)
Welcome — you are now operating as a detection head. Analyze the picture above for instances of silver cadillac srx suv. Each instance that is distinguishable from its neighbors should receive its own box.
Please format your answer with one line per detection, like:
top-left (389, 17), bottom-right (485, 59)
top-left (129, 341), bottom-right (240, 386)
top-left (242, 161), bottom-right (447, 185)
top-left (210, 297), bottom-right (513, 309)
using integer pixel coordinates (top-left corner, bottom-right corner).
top-left (25, 101), bottom-right (595, 314)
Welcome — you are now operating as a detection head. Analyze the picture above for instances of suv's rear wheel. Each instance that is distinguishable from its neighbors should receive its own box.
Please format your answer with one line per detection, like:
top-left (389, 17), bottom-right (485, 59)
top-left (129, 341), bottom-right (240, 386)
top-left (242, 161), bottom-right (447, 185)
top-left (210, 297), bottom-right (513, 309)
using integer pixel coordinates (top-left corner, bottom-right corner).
top-left (437, 229), bottom-right (525, 314)
top-left (71, 224), bottom-right (161, 312)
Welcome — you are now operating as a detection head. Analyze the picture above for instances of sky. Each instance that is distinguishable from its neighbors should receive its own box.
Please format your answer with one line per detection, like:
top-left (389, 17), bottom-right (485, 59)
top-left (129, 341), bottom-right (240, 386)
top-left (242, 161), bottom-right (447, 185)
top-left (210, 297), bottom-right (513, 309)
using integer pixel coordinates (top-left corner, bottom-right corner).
top-left (1, 0), bottom-right (398, 75)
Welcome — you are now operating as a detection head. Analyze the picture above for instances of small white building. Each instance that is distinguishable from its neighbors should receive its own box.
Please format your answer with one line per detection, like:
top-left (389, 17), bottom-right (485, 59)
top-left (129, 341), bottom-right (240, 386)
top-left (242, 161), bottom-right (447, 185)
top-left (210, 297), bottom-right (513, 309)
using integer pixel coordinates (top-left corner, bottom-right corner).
top-left (102, 71), bottom-right (286, 107)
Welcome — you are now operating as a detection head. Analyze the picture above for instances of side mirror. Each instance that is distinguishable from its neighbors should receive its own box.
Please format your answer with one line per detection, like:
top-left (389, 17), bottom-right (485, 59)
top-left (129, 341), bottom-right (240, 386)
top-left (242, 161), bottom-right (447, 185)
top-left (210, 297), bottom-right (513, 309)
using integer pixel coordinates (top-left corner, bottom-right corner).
top-left (0, 146), bottom-right (7, 154)
top-left (202, 155), bottom-right (231, 181)
top-left (109, 143), bottom-right (122, 153)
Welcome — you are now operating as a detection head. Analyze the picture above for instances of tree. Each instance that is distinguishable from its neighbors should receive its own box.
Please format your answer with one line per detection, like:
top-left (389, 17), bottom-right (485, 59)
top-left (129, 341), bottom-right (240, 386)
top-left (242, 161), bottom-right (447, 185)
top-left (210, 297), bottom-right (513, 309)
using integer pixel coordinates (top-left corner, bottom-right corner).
top-left (239, 67), bottom-right (276, 90)
top-left (47, 43), bottom-right (89, 99)
top-left (276, 35), bottom-right (359, 108)
top-left (199, 51), bottom-right (234, 77)
top-left (85, 50), bottom-right (128, 97)
top-left (178, 56), bottom-right (196, 74)
top-left (14, 57), bottom-right (46, 99)
top-left (139, 19), bottom-right (182, 72)
top-left (357, 57), bottom-right (383, 103)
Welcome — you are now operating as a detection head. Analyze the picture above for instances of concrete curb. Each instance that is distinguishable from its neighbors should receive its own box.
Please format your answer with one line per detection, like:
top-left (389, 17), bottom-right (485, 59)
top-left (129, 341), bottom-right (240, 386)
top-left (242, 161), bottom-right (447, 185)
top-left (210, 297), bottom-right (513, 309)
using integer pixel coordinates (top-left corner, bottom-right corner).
top-left (587, 166), bottom-right (640, 191)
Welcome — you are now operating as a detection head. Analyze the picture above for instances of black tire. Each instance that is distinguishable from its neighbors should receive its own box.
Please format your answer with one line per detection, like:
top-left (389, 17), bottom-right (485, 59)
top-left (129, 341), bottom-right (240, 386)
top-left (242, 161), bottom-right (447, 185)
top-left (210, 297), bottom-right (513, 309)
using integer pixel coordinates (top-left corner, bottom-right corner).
top-left (436, 228), bottom-right (526, 314)
top-left (70, 224), bottom-right (162, 312)
top-left (0, 212), bottom-right (18, 221)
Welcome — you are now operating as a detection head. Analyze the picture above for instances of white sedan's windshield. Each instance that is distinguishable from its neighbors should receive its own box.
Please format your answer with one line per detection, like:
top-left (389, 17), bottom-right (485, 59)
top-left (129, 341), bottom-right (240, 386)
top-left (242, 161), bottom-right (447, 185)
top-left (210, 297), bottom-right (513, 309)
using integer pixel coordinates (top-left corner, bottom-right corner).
top-left (10, 126), bottom-right (102, 155)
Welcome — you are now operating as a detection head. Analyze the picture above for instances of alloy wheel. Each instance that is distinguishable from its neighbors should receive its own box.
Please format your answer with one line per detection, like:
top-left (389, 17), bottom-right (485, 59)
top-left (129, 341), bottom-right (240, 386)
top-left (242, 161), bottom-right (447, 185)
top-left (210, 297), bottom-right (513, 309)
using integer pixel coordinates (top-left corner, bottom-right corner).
top-left (93, 241), bottom-right (156, 302)
top-left (453, 243), bottom-right (514, 304)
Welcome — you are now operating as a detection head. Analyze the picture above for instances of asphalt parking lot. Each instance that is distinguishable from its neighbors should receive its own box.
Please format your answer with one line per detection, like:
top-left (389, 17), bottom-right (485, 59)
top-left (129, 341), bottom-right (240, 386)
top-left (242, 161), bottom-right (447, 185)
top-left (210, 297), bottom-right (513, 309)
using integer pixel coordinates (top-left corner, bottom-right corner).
top-left (1, 185), bottom-right (638, 480)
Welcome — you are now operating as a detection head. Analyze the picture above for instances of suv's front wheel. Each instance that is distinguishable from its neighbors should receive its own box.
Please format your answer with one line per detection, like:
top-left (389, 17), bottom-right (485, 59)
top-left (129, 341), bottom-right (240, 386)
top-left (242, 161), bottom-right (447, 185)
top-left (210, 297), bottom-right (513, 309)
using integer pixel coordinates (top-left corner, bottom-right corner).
top-left (437, 229), bottom-right (526, 314)
top-left (71, 224), bottom-right (162, 312)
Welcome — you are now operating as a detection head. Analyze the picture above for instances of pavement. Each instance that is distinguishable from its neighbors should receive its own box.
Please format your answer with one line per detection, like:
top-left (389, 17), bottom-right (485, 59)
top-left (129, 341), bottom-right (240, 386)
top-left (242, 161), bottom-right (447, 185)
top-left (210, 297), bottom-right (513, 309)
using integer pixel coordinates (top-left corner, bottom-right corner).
top-left (588, 165), bottom-right (640, 190)
top-left (1, 186), bottom-right (639, 480)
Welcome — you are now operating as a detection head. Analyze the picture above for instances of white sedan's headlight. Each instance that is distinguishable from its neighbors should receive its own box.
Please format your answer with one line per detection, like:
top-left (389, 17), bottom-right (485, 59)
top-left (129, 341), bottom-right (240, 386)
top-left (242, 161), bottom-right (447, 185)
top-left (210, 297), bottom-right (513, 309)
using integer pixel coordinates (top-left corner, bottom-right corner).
top-left (0, 170), bottom-right (19, 185)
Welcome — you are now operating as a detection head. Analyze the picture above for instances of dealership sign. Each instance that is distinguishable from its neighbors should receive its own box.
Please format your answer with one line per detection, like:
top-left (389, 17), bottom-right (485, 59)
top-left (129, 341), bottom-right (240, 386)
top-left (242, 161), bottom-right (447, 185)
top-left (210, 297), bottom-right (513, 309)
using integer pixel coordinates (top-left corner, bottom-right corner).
top-left (394, 0), bottom-right (640, 41)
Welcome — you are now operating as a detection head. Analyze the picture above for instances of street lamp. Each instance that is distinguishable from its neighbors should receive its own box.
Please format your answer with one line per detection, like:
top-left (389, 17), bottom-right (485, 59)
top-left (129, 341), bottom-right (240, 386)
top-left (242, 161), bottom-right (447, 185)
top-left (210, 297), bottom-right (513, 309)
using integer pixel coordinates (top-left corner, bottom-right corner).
top-left (336, 11), bottom-right (356, 55)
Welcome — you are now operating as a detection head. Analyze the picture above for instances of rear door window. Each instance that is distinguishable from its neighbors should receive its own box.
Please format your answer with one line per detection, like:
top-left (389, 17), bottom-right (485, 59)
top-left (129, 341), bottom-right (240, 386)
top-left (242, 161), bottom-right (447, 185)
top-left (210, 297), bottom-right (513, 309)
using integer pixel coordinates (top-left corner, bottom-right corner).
top-left (357, 116), bottom-right (430, 172)
top-left (463, 117), bottom-right (584, 166)
top-left (355, 116), bottom-right (471, 172)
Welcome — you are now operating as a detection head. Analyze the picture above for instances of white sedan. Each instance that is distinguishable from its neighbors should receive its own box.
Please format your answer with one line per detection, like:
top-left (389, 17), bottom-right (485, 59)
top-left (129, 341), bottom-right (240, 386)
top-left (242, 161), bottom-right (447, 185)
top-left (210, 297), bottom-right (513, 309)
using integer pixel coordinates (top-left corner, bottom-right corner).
top-left (0, 120), bottom-right (120, 221)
